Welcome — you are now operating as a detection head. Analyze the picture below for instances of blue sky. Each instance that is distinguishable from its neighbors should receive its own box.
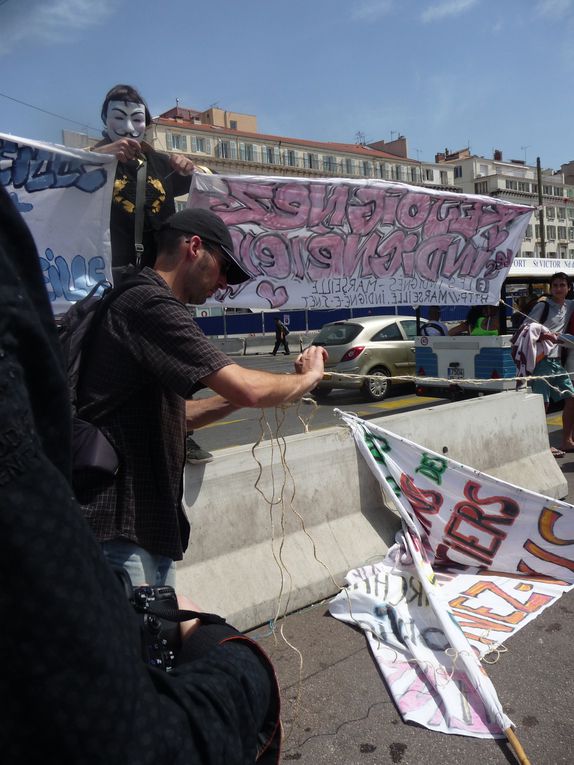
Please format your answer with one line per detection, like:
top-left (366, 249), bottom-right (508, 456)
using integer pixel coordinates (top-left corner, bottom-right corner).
top-left (2, 0), bottom-right (574, 170)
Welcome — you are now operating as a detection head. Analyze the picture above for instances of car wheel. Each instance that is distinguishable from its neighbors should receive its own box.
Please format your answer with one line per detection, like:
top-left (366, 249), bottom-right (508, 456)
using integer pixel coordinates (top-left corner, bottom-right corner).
top-left (363, 366), bottom-right (391, 401)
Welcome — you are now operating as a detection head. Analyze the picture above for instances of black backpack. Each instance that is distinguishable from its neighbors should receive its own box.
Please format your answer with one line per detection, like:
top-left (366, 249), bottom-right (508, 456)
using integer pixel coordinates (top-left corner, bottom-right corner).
top-left (56, 278), bottom-right (141, 475)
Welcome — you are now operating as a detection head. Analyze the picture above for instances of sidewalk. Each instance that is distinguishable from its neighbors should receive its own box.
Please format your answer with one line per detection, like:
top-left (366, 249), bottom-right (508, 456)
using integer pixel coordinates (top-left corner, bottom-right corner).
top-left (249, 451), bottom-right (574, 764)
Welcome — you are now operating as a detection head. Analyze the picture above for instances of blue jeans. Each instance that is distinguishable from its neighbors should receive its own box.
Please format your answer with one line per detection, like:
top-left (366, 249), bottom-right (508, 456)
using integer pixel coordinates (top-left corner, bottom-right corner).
top-left (101, 539), bottom-right (176, 587)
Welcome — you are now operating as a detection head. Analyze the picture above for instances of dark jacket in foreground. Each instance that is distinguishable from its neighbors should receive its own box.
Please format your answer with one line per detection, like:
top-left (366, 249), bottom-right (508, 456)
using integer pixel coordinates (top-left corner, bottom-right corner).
top-left (0, 187), bottom-right (279, 764)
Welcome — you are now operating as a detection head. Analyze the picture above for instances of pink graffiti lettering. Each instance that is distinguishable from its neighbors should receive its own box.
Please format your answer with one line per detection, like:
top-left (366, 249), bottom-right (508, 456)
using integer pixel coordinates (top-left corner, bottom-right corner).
top-left (206, 178), bottom-right (529, 287)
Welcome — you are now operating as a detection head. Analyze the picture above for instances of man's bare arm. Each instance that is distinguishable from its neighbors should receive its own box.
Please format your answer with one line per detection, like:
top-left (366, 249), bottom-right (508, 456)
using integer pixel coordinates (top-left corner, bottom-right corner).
top-left (201, 346), bottom-right (327, 409)
top-left (185, 396), bottom-right (239, 430)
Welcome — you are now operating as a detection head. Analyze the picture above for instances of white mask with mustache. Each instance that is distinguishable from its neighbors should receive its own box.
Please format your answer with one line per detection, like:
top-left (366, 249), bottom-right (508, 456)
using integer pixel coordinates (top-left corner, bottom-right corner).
top-left (105, 100), bottom-right (146, 143)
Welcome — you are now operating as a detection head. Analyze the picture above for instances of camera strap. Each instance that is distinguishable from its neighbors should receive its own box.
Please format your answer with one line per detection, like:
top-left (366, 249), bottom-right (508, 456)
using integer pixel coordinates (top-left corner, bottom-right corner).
top-left (147, 600), bottom-right (227, 626)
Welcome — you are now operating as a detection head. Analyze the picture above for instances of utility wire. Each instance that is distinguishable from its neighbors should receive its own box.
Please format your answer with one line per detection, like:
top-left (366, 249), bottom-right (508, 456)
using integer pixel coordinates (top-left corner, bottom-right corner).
top-left (0, 91), bottom-right (100, 133)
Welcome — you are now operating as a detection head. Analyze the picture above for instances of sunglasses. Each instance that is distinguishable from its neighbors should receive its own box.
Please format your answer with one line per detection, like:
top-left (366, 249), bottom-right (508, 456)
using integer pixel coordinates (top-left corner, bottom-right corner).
top-left (202, 240), bottom-right (231, 278)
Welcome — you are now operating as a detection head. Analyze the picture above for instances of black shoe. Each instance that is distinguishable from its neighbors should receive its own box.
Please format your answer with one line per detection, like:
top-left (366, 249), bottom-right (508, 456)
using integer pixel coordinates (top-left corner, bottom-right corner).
top-left (185, 436), bottom-right (214, 465)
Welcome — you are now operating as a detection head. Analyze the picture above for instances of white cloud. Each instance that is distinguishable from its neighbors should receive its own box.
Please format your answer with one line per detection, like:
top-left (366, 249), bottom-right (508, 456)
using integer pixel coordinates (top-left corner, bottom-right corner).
top-left (352, 0), bottom-right (394, 22)
top-left (0, 0), bottom-right (120, 55)
top-left (420, 0), bottom-right (479, 24)
top-left (535, 0), bottom-right (574, 18)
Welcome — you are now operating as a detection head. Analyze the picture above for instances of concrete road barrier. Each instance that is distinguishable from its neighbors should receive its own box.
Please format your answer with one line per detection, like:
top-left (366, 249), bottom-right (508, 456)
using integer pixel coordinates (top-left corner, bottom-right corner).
top-left (179, 390), bottom-right (566, 631)
top-left (207, 337), bottom-right (245, 355)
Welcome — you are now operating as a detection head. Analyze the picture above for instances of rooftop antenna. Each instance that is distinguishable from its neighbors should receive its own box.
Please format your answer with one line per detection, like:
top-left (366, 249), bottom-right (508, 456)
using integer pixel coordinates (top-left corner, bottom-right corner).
top-left (520, 145), bottom-right (531, 163)
top-left (415, 148), bottom-right (421, 161)
top-left (390, 130), bottom-right (397, 141)
top-left (355, 131), bottom-right (366, 146)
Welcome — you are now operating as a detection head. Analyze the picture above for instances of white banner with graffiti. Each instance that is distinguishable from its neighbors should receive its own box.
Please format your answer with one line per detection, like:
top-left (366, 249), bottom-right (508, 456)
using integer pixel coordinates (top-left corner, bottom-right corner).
top-left (189, 173), bottom-right (534, 310)
top-left (330, 559), bottom-right (572, 738)
top-left (329, 411), bottom-right (574, 738)
top-left (0, 133), bottom-right (116, 314)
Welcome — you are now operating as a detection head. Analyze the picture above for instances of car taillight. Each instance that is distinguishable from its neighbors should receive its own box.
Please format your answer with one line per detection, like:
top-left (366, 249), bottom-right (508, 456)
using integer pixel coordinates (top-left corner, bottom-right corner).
top-left (341, 346), bottom-right (365, 362)
top-left (491, 369), bottom-right (501, 379)
top-left (417, 367), bottom-right (426, 377)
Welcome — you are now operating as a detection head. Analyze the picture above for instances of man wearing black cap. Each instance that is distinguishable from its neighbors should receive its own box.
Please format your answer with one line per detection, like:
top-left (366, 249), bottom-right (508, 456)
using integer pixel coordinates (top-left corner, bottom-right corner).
top-left (74, 208), bottom-right (327, 587)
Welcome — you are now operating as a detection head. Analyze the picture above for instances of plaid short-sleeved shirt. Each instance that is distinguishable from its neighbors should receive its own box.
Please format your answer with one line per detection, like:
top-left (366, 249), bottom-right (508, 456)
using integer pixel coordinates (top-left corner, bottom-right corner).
top-left (74, 268), bottom-right (232, 560)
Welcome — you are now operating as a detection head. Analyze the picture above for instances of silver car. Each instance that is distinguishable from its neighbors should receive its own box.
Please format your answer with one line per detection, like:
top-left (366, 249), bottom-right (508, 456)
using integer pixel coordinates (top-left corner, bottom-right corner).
top-left (312, 315), bottom-right (424, 401)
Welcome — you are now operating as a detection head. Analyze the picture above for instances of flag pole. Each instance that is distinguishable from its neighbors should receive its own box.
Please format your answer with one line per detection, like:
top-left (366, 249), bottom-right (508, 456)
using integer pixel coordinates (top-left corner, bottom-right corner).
top-left (504, 727), bottom-right (531, 765)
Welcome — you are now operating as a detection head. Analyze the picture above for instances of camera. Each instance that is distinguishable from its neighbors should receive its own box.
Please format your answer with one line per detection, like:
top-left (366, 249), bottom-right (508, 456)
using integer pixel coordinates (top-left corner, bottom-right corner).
top-left (130, 584), bottom-right (181, 673)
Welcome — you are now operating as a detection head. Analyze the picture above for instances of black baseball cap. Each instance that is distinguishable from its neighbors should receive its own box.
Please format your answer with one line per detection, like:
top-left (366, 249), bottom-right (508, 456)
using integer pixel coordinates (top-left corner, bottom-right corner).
top-left (162, 208), bottom-right (251, 285)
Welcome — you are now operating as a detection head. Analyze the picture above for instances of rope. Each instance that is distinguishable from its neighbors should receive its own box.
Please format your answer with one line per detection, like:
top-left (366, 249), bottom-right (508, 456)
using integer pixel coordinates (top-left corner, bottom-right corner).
top-left (324, 368), bottom-right (573, 397)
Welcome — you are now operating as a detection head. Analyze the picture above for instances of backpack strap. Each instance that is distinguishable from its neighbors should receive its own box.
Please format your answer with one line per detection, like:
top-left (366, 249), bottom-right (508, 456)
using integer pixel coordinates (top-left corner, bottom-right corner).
top-left (76, 277), bottom-right (149, 397)
top-left (539, 300), bottom-right (550, 326)
top-left (134, 157), bottom-right (147, 268)
top-left (421, 322), bottom-right (446, 336)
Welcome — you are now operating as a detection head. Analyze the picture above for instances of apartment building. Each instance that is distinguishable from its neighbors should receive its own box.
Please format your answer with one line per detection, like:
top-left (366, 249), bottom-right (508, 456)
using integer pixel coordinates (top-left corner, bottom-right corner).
top-left (64, 103), bottom-right (459, 212)
top-left (435, 148), bottom-right (574, 259)
top-left (146, 103), bottom-right (458, 198)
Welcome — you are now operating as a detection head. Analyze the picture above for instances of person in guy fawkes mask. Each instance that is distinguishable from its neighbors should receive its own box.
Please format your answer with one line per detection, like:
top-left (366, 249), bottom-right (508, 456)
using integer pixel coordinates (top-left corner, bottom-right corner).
top-left (91, 84), bottom-right (195, 272)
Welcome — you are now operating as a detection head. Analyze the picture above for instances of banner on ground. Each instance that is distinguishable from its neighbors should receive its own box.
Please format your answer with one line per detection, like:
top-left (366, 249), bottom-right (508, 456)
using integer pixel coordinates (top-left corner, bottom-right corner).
top-left (0, 133), bottom-right (116, 315)
top-left (329, 411), bottom-right (574, 738)
top-left (330, 558), bottom-right (572, 738)
top-left (189, 173), bottom-right (534, 310)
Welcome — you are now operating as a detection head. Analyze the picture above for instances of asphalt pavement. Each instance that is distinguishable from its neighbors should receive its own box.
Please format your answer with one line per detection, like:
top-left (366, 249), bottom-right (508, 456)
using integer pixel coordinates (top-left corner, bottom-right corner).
top-left (245, 420), bottom-right (574, 765)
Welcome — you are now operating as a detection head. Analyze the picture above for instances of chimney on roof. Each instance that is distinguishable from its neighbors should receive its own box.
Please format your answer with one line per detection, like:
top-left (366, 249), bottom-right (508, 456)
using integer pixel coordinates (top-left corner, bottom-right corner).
top-left (494, 149), bottom-right (503, 161)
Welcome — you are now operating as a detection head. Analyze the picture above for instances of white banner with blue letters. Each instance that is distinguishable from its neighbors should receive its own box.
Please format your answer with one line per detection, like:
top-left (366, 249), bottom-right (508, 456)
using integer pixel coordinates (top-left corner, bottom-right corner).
top-left (0, 132), bottom-right (116, 314)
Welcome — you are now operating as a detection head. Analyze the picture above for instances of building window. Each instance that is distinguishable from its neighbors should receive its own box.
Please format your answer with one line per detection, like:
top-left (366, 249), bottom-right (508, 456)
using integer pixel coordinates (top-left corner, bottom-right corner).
top-left (266, 146), bottom-right (280, 164)
top-left (167, 132), bottom-right (187, 151)
top-left (568, 208), bottom-right (574, 219)
top-left (525, 225), bottom-right (533, 238)
top-left (216, 140), bottom-right (237, 159)
top-left (546, 206), bottom-right (555, 220)
top-left (303, 152), bottom-right (319, 170)
top-left (532, 183), bottom-right (538, 193)
top-left (239, 143), bottom-right (255, 161)
top-left (518, 181), bottom-right (529, 192)
top-left (554, 186), bottom-right (563, 196)
top-left (191, 136), bottom-right (211, 153)
top-left (535, 224), bottom-right (540, 238)
top-left (505, 179), bottom-right (518, 190)
top-left (175, 200), bottom-right (187, 212)
top-left (323, 155), bottom-right (337, 173)
top-left (479, 164), bottom-right (489, 175)
top-left (440, 170), bottom-right (448, 185)
top-left (569, 228), bottom-right (574, 241)
top-left (454, 165), bottom-right (462, 178)
top-left (362, 160), bottom-right (372, 177)
top-left (547, 225), bottom-right (556, 240)
top-left (543, 185), bottom-right (553, 195)
top-left (345, 158), bottom-right (355, 175)
top-left (286, 149), bottom-right (296, 167)
top-left (425, 168), bottom-right (434, 182)
top-left (475, 181), bottom-right (488, 194)
top-left (230, 120), bottom-right (237, 130)
top-left (558, 207), bottom-right (566, 220)
top-left (558, 227), bottom-right (567, 240)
